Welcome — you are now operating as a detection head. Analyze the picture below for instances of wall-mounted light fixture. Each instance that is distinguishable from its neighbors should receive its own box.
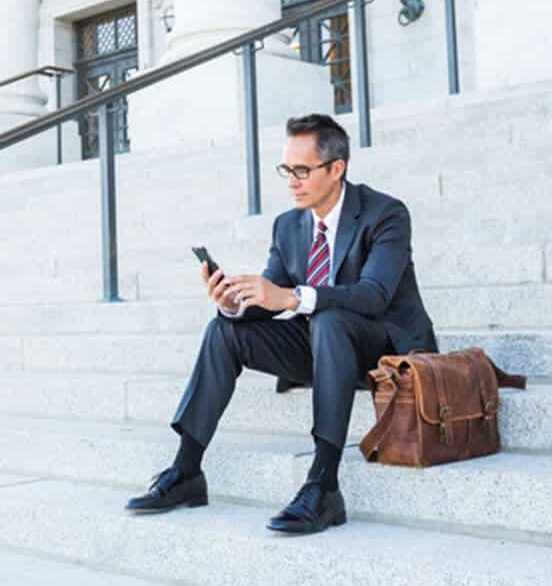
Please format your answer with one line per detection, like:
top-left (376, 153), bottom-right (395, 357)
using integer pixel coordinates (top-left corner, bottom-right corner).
top-left (161, 5), bottom-right (175, 33)
top-left (398, 0), bottom-right (424, 26)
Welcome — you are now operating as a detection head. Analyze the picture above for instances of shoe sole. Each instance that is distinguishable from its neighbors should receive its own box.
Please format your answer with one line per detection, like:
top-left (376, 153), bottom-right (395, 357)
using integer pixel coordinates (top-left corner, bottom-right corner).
top-left (126, 495), bottom-right (208, 515)
top-left (266, 509), bottom-right (347, 534)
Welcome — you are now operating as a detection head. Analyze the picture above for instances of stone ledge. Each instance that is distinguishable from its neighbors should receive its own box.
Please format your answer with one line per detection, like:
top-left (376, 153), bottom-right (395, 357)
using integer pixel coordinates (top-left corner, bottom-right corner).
top-left (0, 473), bottom-right (551, 586)
top-left (1, 417), bottom-right (552, 540)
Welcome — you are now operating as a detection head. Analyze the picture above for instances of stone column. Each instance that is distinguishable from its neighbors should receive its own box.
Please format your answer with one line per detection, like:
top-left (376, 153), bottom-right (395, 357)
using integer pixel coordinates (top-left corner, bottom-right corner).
top-left (162, 0), bottom-right (289, 63)
top-left (0, 0), bottom-right (52, 174)
top-left (128, 0), bottom-right (332, 152)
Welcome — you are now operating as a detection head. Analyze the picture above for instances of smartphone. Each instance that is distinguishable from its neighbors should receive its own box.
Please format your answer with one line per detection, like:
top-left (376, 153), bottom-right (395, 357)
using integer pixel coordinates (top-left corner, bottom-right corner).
top-left (191, 246), bottom-right (221, 277)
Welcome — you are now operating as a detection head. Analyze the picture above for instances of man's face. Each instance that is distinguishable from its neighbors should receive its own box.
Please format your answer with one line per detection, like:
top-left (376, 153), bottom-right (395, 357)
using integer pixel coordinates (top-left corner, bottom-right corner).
top-left (281, 134), bottom-right (344, 212)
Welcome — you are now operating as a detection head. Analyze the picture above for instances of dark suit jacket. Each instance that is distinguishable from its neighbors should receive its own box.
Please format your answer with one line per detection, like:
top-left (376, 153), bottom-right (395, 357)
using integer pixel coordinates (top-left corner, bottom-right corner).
top-left (232, 180), bottom-right (438, 355)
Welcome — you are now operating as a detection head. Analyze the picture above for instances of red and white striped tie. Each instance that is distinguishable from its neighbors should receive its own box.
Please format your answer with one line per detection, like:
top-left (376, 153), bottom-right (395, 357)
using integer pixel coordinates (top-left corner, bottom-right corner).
top-left (306, 220), bottom-right (330, 287)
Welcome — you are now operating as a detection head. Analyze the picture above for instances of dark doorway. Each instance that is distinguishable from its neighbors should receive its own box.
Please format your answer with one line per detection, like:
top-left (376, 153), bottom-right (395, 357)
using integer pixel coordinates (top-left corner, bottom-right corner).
top-left (75, 4), bottom-right (138, 159)
top-left (283, 0), bottom-right (352, 113)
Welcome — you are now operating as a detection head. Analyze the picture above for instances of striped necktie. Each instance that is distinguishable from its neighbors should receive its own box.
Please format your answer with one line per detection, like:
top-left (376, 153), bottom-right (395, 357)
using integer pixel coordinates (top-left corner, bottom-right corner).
top-left (306, 220), bottom-right (330, 287)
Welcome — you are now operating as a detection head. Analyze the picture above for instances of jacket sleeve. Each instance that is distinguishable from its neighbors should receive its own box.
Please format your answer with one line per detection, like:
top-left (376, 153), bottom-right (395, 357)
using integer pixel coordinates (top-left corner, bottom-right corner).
top-left (219, 215), bottom-right (294, 322)
top-left (313, 200), bottom-right (411, 319)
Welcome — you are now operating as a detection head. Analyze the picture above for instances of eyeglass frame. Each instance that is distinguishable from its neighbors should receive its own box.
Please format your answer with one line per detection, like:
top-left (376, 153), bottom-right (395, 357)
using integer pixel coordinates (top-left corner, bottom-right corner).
top-left (275, 158), bottom-right (340, 180)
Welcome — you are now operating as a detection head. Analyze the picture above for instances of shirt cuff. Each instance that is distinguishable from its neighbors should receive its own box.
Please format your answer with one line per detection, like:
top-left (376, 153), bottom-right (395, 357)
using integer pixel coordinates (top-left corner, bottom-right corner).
top-left (295, 286), bottom-right (317, 315)
top-left (218, 302), bottom-right (246, 319)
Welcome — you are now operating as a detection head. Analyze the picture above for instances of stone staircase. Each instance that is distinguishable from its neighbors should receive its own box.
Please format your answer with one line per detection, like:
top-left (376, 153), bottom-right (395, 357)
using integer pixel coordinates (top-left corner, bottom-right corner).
top-left (0, 80), bottom-right (551, 584)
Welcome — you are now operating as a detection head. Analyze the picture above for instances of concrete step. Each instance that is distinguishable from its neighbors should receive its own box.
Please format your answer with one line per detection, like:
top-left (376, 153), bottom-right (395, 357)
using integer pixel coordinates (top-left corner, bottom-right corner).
top-left (0, 546), bottom-right (169, 586)
top-left (0, 221), bottom-right (548, 285)
top-left (1, 283), bottom-right (551, 333)
top-left (1, 148), bottom-right (550, 223)
top-left (0, 370), bottom-right (548, 452)
top-left (0, 332), bottom-right (204, 374)
top-left (0, 299), bottom-right (214, 334)
top-left (2, 473), bottom-right (551, 586)
top-left (0, 115), bottom-right (551, 215)
top-left (1, 419), bottom-right (552, 544)
top-left (423, 284), bottom-right (552, 330)
top-left (0, 273), bottom-right (139, 304)
top-left (1, 233), bottom-right (547, 285)
top-left (6, 291), bottom-right (552, 335)
top-left (2, 80), bottom-right (552, 194)
top-left (0, 250), bottom-right (549, 319)
top-left (437, 330), bottom-right (552, 376)
top-left (0, 328), bottom-right (549, 375)
top-left (131, 262), bottom-right (550, 307)
top-left (0, 164), bottom-right (549, 275)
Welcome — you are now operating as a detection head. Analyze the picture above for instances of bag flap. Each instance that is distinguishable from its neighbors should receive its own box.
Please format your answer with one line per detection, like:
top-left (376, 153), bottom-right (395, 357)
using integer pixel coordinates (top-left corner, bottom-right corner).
top-left (378, 348), bottom-right (498, 426)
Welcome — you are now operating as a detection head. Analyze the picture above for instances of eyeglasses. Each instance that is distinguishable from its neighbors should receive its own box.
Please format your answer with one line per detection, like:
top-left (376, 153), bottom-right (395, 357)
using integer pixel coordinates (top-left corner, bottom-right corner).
top-left (275, 159), bottom-right (339, 180)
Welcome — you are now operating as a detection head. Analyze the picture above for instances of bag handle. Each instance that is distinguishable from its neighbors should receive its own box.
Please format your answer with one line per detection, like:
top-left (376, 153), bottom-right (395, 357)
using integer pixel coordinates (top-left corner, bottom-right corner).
top-left (409, 348), bottom-right (526, 390)
top-left (359, 368), bottom-right (399, 461)
top-left (487, 357), bottom-right (527, 390)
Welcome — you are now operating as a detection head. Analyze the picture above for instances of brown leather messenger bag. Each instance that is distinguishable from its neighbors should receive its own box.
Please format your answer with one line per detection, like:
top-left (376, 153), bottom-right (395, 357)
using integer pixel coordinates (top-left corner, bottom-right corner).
top-left (359, 347), bottom-right (527, 467)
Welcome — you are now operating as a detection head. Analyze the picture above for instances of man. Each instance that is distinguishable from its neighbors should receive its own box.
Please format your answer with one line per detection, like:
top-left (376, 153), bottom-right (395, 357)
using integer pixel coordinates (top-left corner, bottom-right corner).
top-left (126, 114), bottom-right (438, 534)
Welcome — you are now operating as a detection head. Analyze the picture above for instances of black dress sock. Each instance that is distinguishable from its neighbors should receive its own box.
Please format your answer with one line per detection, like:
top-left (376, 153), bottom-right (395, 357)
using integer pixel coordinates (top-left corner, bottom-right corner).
top-left (172, 430), bottom-right (205, 479)
top-left (307, 436), bottom-right (343, 492)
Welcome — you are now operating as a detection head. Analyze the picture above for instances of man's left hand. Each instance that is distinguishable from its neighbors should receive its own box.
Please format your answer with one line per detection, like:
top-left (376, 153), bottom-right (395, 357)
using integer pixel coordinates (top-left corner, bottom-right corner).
top-left (221, 275), bottom-right (298, 312)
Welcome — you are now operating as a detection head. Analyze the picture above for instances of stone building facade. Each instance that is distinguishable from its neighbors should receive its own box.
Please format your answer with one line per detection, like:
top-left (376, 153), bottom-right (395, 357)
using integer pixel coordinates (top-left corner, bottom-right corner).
top-left (0, 0), bottom-right (550, 172)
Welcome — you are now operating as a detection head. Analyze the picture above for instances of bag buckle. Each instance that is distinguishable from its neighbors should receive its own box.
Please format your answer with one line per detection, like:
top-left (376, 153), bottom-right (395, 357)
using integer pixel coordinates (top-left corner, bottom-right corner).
top-left (482, 400), bottom-right (495, 415)
top-left (439, 405), bottom-right (452, 444)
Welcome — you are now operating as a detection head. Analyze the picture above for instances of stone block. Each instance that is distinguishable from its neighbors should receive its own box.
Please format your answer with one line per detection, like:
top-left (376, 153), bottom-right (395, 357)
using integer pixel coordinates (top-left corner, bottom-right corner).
top-left (438, 331), bottom-right (552, 377)
top-left (22, 333), bottom-right (203, 374)
top-left (423, 284), bottom-right (552, 329)
top-left (0, 338), bottom-right (23, 370)
top-left (415, 244), bottom-right (543, 288)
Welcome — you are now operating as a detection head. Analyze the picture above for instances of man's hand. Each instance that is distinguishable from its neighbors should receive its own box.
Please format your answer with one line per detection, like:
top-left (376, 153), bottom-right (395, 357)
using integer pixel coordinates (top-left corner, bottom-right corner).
top-left (221, 274), bottom-right (299, 312)
top-left (202, 263), bottom-right (240, 315)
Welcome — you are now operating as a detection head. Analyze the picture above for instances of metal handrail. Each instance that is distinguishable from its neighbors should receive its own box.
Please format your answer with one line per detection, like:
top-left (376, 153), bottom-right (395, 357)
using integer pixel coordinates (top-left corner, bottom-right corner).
top-left (0, 65), bottom-right (74, 89)
top-left (0, 64), bottom-right (75, 165)
top-left (0, 0), bottom-right (360, 150)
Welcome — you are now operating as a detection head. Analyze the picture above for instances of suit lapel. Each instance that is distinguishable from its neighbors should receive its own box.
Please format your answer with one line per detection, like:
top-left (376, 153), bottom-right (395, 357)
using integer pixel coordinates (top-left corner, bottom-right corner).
top-left (332, 182), bottom-right (361, 282)
top-left (297, 209), bottom-right (313, 283)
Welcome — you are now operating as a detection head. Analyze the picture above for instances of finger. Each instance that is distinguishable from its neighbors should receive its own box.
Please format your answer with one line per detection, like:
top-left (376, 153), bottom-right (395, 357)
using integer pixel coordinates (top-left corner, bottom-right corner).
top-left (224, 274), bottom-right (257, 286)
top-left (234, 288), bottom-right (259, 304)
top-left (206, 269), bottom-right (224, 295)
top-left (224, 283), bottom-right (256, 297)
top-left (201, 262), bottom-right (210, 284)
top-left (213, 278), bottom-right (232, 303)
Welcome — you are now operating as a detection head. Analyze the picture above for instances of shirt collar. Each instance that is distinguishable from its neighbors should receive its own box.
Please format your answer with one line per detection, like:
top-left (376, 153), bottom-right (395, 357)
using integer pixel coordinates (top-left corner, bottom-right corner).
top-left (311, 182), bottom-right (346, 234)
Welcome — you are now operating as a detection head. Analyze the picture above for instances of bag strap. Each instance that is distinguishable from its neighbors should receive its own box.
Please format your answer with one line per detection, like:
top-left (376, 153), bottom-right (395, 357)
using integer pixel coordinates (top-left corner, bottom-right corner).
top-left (358, 368), bottom-right (399, 461)
top-left (487, 356), bottom-right (527, 390)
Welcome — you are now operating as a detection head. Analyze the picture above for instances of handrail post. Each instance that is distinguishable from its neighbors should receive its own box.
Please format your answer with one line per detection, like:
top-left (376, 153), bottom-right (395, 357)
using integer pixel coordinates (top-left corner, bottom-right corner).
top-left (242, 41), bottom-right (262, 215)
top-left (353, 0), bottom-right (372, 147)
top-left (98, 103), bottom-right (121, 302)
top-left (55, 73), bottom-right (63, 165)
top-left (444, 0), bottom-right (460, 94)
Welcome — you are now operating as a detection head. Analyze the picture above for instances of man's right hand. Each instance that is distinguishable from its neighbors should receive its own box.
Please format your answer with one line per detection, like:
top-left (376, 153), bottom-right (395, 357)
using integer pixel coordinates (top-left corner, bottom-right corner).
top-left (202, 262), bottom-right (241, 315)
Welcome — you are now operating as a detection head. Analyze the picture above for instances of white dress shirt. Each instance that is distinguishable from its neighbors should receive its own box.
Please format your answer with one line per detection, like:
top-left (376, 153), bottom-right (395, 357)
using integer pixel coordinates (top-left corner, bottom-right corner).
top-left (295, 182), bottom-right (346, 314)
top-left (220, 182), bottom-right (346, 318)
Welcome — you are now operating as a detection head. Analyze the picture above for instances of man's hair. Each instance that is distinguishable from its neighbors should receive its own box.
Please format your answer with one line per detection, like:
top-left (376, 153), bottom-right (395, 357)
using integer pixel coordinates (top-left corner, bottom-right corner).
top-left (286, 114), bottom-right (350, 180)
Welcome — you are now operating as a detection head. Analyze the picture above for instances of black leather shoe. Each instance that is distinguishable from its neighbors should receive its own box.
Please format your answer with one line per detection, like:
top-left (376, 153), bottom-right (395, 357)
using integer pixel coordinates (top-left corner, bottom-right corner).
top-left (266, 478), bottom-right (346, 534)
top-left (126, 467), bottom-right (208, 514)
top-left (275, 377), bottom-right (304, 393)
